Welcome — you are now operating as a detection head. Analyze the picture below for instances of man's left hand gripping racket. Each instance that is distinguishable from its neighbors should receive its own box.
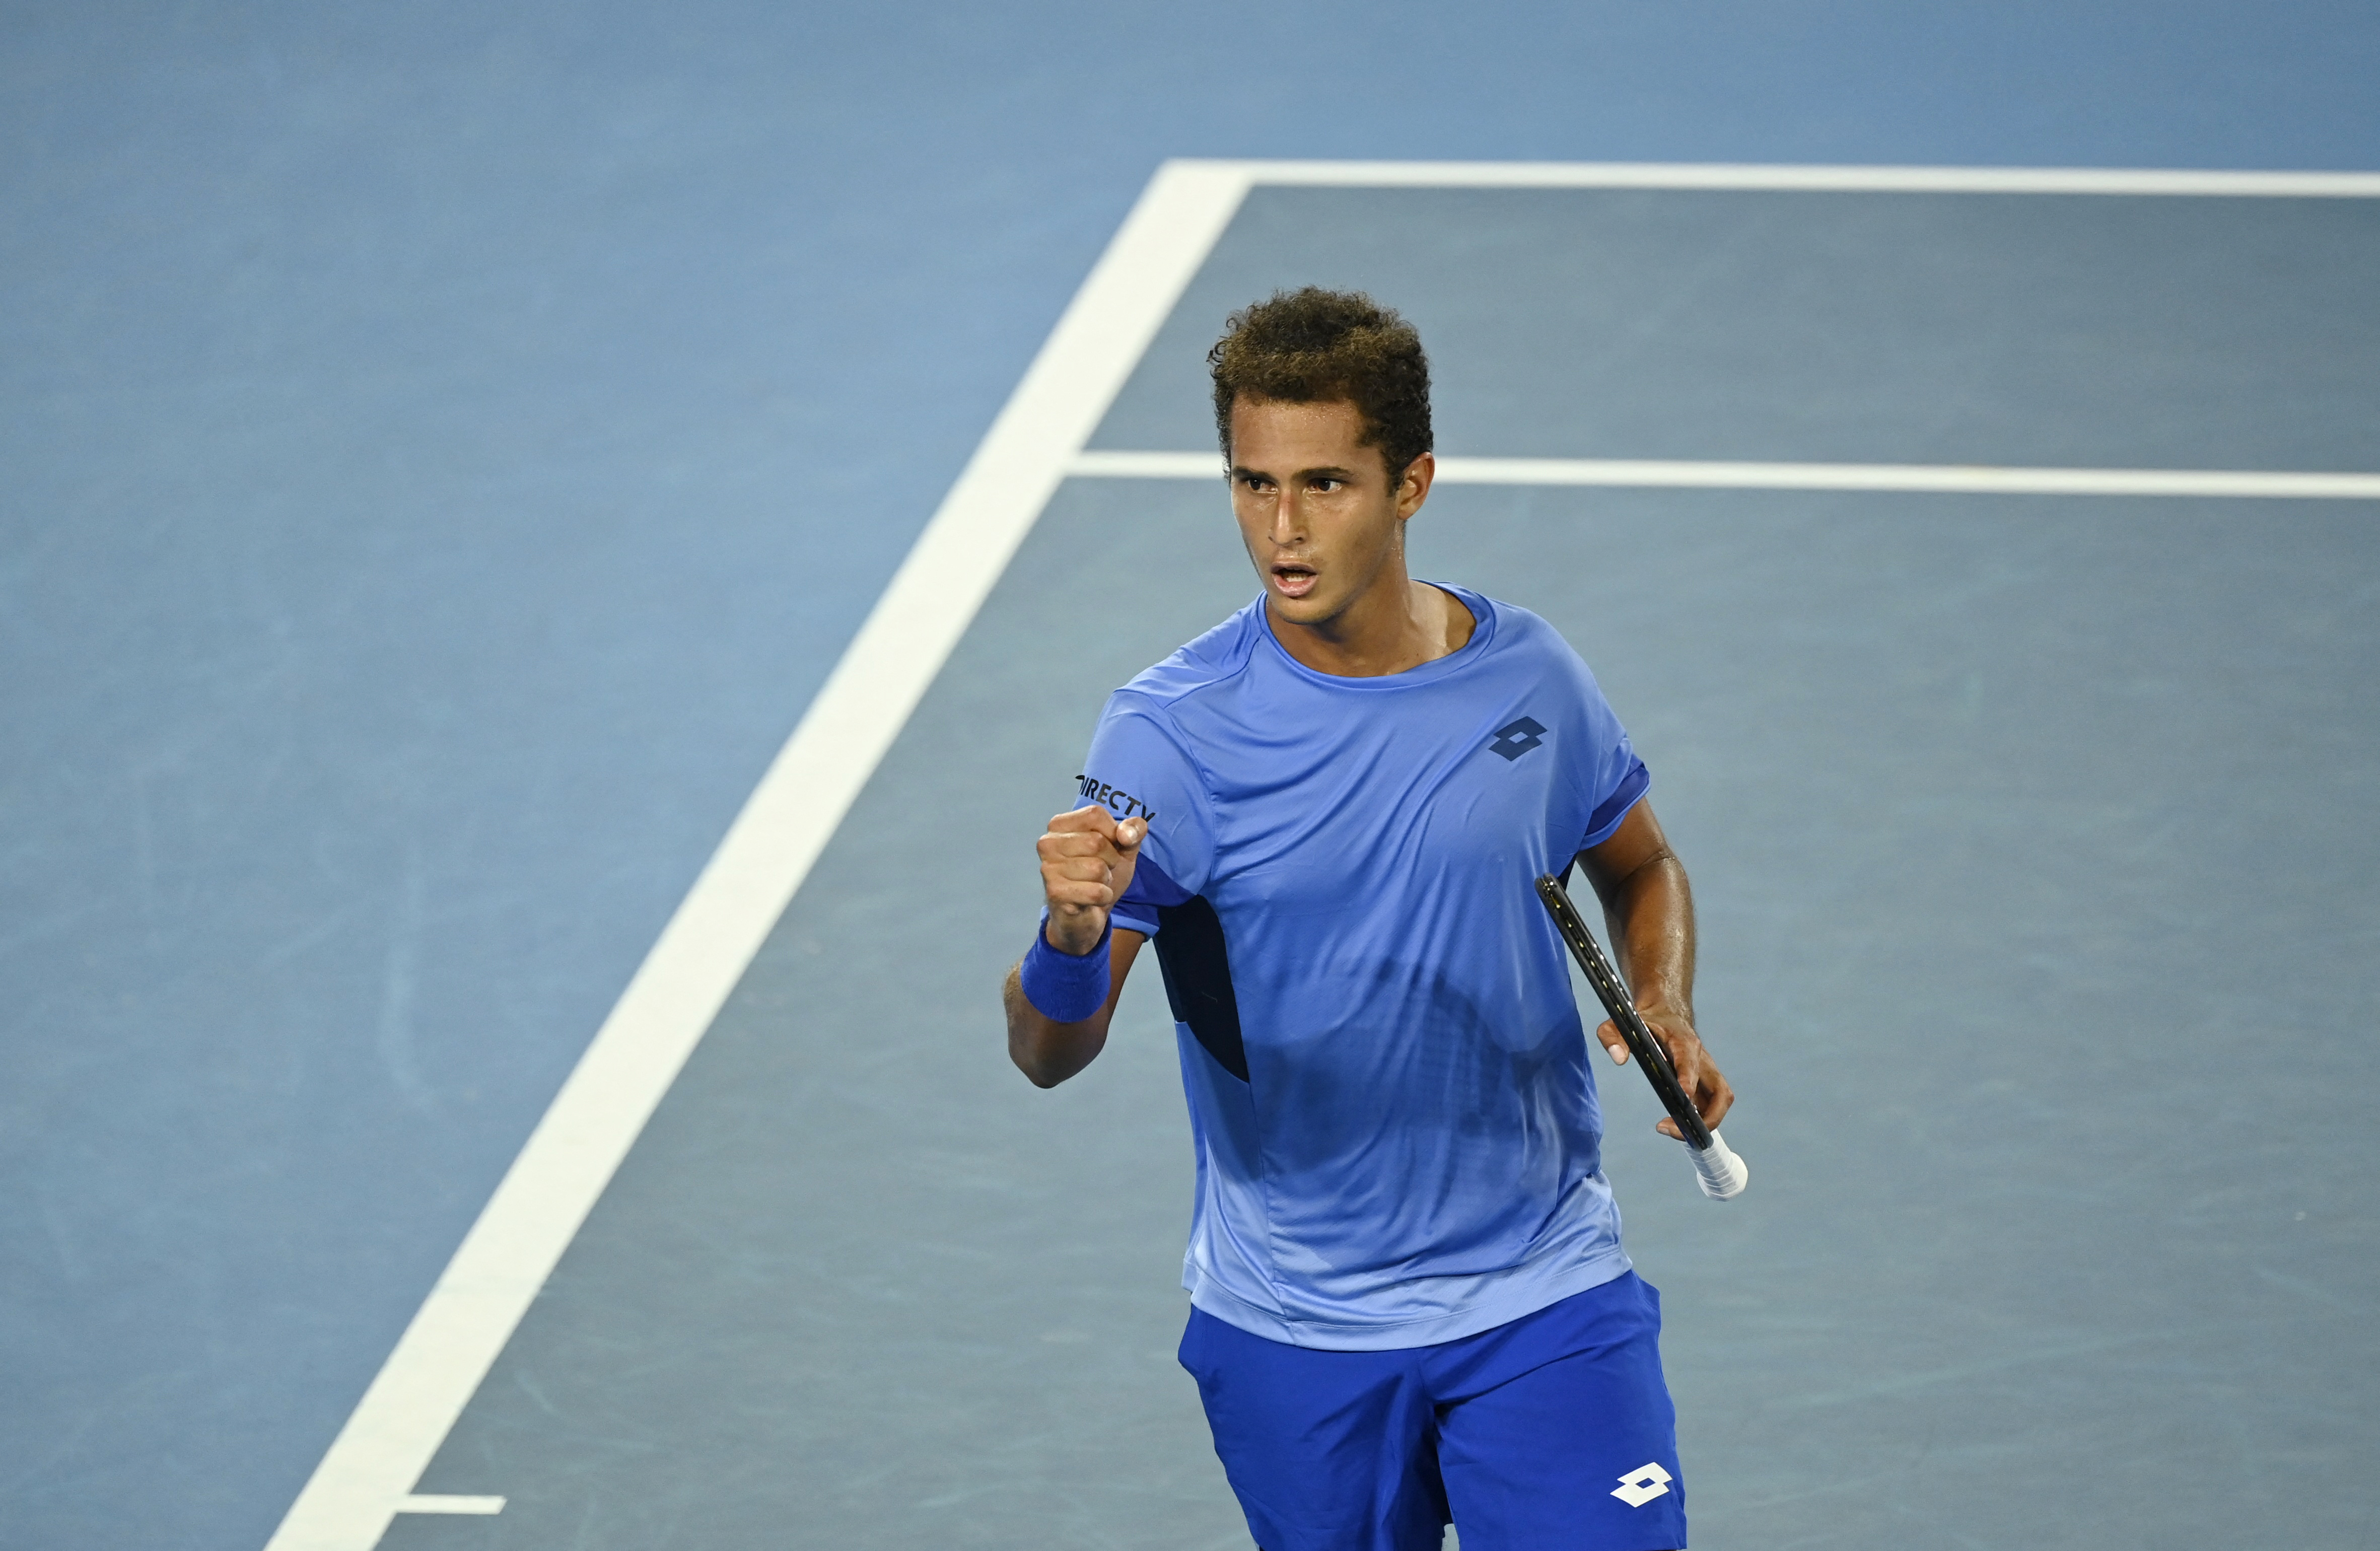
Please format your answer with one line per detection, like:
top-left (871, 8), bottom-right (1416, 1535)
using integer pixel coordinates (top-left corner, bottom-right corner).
top-left (1536, 874), bottom-right (1749, 1201)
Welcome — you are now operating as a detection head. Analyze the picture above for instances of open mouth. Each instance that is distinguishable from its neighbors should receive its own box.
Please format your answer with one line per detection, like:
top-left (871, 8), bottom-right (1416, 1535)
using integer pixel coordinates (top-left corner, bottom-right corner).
top-left (1271, 563), bottom-right (1317, 599)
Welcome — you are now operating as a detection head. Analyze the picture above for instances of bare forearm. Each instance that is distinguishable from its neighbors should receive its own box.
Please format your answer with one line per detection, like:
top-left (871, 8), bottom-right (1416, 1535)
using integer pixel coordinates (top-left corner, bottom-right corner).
top-left (1004, 928), bottom-right (1143, 1088)
top-left (1576, 801), bottom-right (1728, 1133)
top-left (1578, 801), bottom-right (1696, 1021)
top-left (1005, 965), bottom-right (1107, 1087)
top-left (1599, 852), bottom-right (1695, 1020)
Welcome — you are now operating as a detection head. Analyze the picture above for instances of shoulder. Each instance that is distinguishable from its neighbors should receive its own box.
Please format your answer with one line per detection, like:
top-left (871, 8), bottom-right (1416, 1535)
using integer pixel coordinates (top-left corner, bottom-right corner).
top-left (1446, 588), bottom-right (1591, 675)
top-left (1448, 588), bottom-right (1622, 733)
top-left (1114, 596), bottom-right (1266, 711)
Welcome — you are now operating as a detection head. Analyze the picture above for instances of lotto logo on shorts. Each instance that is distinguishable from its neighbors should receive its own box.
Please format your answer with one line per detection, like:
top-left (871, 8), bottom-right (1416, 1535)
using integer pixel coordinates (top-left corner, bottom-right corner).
top-left (1611, 1462), bottom-right (1673, 1507)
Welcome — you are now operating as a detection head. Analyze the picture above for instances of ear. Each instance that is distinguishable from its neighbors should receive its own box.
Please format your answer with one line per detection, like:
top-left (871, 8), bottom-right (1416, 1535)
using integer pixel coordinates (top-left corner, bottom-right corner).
top-left (1394, 451), bottom-right (1436, 519)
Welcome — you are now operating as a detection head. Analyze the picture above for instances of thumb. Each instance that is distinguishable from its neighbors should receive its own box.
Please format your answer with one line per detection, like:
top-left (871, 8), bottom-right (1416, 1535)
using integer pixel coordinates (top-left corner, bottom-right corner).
top-left (1115, 816), bottom-right (1148, 853)
top-left (1594, 1019), bottom-right (1630, 1065)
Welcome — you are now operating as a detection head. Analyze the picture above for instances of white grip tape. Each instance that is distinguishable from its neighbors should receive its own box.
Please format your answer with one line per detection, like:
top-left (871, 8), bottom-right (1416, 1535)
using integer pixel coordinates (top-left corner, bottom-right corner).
top-left (1690, 1131), bottom-right (1749, 1200)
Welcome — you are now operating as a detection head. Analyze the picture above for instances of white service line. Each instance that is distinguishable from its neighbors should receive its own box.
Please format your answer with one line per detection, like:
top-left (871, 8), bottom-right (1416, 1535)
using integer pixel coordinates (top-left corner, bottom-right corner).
top-left (261, 159), bottom-right (1255, 1551)
top-left (395, 1496), bottom-right (505, 1516)
top-left (1067, 450), bottom-right (2380, 500)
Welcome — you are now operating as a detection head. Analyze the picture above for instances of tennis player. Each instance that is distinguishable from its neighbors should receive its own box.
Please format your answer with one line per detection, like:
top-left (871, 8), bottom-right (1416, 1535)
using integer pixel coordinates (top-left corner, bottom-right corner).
top-left (1003, 289), bottom-right (1734, 1551)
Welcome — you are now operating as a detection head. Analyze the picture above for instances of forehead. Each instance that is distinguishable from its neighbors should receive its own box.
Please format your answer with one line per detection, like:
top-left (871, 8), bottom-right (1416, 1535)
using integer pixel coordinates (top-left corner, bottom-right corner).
top-left (1227, 397), bottom-right (1374, 470)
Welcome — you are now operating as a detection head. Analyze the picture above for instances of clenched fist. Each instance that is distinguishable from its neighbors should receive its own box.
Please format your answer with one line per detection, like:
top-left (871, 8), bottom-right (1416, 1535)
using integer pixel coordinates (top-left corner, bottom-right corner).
top-left (1038, 805), bottom-right (1148, 955)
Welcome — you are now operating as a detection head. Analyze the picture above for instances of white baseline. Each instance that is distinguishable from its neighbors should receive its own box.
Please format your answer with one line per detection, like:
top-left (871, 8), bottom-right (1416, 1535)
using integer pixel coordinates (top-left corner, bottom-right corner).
top-left (1216, 159), bottom-right (2380, 196)
top-left (267, 157), bottom-right (2380, 1550)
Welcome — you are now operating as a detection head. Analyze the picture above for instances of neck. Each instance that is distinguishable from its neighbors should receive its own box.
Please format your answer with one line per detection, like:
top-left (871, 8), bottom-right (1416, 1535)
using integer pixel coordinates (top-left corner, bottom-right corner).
top-left (1267, 568), bottom-right (1474, 678)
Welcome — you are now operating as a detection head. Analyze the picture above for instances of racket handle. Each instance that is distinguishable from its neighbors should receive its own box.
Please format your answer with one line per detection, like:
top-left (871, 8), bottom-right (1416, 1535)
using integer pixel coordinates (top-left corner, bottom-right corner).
top-left (1690, 1131), bottom-right (1749, 1201)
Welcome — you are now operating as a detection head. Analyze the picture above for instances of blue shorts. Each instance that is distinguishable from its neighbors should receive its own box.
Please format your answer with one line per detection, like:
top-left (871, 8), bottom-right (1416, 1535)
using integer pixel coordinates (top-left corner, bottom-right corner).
top-left (1177, 1272), bottom-right (1687, 1551)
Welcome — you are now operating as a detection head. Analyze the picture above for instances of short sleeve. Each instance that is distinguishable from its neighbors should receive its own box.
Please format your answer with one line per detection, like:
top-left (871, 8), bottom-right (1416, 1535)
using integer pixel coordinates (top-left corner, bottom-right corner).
top-left (1571, 662), bottom-right (1651, 852)
top-left (1070, 691), bottom-right (1219, 936)
top-left (1580, 745), bottom-right (1650, 849)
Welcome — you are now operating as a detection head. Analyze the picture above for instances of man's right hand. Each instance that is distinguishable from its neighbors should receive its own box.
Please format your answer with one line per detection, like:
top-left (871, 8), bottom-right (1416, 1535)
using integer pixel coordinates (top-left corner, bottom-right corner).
top-left (1037, 805), bottom-right (1147, 955)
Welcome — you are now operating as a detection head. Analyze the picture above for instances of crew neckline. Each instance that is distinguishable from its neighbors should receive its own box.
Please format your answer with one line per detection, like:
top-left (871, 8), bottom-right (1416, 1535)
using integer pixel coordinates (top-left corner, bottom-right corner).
top-left (1254, 583), bottom-right (1498, 690)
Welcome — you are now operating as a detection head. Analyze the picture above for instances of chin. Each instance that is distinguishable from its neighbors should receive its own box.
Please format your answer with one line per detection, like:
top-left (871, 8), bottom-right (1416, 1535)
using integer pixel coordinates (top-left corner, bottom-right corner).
top-left (1267, 588), bottom-right (1343, 625)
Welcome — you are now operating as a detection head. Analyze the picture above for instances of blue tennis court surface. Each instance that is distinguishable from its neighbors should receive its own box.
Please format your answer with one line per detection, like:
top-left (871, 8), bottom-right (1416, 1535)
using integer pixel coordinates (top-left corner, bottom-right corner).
top-left (361, 180), bottom-right (2376, 1548)
top-left (8, 11), bottom-right (2380, 1550)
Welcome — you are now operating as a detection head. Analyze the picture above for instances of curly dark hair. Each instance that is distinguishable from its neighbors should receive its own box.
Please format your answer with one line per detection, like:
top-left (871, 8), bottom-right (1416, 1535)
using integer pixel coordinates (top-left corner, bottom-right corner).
top-left (1209, 288), bottom-right (1432, 478)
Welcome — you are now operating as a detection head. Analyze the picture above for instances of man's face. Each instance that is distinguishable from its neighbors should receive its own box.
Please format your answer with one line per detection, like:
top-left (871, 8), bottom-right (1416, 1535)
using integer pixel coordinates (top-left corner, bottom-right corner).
top-left (1227, 396), bottom-right (1428, 630)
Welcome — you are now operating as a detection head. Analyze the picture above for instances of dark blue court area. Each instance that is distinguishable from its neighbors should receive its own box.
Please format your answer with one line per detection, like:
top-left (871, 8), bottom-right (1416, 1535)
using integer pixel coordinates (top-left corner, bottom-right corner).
top-left (390, 185), bottom-right (2375, 1548)
top-left (6, 8), bottom-right (2380, 1551)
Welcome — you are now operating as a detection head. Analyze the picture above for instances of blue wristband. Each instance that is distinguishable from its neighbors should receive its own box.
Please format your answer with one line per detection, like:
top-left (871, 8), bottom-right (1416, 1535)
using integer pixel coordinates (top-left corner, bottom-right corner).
top-left (1020, 915), bottom-right (1113, 1023)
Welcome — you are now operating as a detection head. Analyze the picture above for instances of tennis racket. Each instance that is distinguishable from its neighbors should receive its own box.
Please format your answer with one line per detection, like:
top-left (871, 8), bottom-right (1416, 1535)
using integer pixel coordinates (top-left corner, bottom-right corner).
top-left (1535, 873), bottom-right (1749, 1201)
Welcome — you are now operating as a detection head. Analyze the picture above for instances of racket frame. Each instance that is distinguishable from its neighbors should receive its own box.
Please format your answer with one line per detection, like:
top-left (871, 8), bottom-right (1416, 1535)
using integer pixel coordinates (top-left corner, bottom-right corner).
top-left (1534, 871), bottom-right (1716, 1152)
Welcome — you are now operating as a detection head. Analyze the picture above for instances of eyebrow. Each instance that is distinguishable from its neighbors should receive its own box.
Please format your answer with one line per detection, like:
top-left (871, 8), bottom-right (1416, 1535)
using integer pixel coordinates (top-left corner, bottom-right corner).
top-left (1232, 463), bottom-right (1360, 482)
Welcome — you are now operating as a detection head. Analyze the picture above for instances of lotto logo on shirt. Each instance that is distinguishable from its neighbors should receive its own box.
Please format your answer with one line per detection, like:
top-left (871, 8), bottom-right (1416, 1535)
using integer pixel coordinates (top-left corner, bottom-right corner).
top-left (1076, 774), bottom-right (1157, 821)
top-left (1488, 715), bottom-right (1548, 761)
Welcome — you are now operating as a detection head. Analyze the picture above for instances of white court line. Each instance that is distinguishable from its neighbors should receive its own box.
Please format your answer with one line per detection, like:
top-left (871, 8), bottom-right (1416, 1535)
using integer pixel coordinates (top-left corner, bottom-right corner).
top-left (268, 157), bottom-right (2380, 1551)
top-left (1214, 159), bottom-right (2380, 196)
top-left (1069, 450), bottom-right (2380, 500)
top-left (394, 1496), bottom-right (505, 1516)
top-left (261, 159), bottom-right (1256, 1551)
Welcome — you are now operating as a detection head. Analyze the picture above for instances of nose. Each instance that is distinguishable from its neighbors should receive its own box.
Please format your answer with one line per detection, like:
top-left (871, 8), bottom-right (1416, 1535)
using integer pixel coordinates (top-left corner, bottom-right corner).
top-left (1268, 486), bottom-right (1304, 548)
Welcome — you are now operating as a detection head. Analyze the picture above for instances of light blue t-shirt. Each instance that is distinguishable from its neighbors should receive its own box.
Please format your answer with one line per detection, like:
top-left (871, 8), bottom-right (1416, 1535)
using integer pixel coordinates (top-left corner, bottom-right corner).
top-left (1075, 586), bottom-right (1651, 1351)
